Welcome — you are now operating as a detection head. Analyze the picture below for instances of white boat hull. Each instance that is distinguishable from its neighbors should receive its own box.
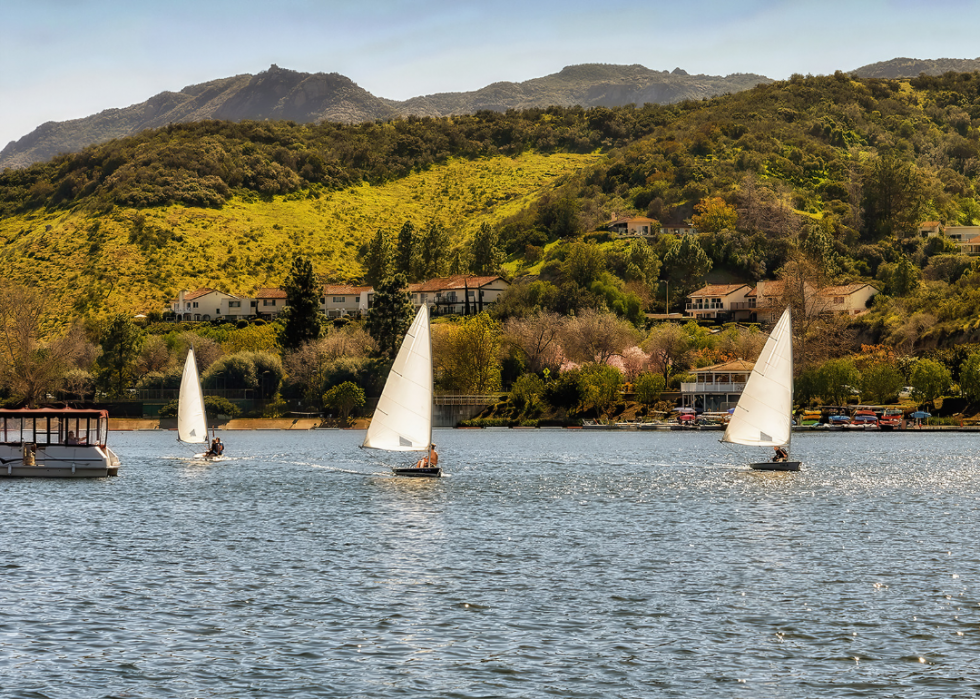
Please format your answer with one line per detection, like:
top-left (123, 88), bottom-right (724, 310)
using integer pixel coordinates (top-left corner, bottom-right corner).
top-left (0, 445), bottom-right (118, 478)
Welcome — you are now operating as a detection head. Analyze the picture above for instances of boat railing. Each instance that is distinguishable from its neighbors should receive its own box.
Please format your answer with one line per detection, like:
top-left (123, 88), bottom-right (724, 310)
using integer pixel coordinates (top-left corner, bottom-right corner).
top-left (680, 382), bottom-right (747, 394)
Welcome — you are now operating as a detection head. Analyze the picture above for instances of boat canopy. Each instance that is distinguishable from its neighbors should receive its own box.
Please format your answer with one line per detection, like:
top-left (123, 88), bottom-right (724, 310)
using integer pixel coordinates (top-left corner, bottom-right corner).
top-left (0, 409), bottom-right (109, 447)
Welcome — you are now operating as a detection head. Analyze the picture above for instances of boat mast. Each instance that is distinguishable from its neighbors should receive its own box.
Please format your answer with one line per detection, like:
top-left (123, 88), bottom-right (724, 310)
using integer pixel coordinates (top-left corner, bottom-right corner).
top-left (426, 303), bottom-right (434, 455)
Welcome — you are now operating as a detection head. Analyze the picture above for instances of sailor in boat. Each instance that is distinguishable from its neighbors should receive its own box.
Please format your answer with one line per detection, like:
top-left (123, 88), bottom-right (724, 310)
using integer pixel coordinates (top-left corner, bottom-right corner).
top-left (416, 444), bottom-right (438, 469)
top-left (773, 446), bottom-right (788, 462)
top-left (205, 437), bottom-right (224, 458)
top-left (66, 431), bottom-right (80, 445)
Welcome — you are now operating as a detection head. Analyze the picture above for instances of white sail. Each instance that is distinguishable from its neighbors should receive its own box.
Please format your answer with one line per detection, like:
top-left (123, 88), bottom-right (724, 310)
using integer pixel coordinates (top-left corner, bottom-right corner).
top-left (362, 304), bottom-right (433, 452)
top-left (177, 347), bottom-right (209, 444)
top-left (722, 307), bottom-right (794, 448)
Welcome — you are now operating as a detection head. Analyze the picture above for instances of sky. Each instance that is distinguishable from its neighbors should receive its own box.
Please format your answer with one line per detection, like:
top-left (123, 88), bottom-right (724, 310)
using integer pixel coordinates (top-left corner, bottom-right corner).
top-left (2, 0), bottom-right (980, 150)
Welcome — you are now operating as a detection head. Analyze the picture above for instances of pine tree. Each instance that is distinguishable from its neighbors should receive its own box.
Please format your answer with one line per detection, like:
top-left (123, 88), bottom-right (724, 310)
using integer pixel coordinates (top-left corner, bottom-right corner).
top-left (97, 314), bottom-right (144, 397)
top-left (364, 228), bottom-right (393, 286)
top-left (470, 222), bottom-right (504, 275)
top-left (277, 256), bottom-right (323, 351)
top-left (395, 221), bottom-right (417, 279)
top-left (365, 274), bottom-right (415, 358)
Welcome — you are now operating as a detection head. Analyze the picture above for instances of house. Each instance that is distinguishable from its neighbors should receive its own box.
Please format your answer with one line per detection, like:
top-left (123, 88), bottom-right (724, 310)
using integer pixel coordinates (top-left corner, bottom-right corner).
top-left (607, 216), bottom-right (660, 238)
top-left (408, 275), bottom-right (511, 315)
top-left (680, 359), bottom-right (754, 412)
top-left (219, 294), bottom-right (255, 319)
top-left (685, 284), bottom-right (752, 321)
top-left (815, 284), bottom-right (879, 315)
top-left (170, 288), bottom-right (238, 321)
top-left (321, 285), bottom-right (372, 318)
top-left (918, 221), bottom-right (942, 238)
top-left (662, 223), bottom-right (698, 236)
top-left (254, 288), bottom-right (287, 319)
top-left (945, 226), bottom-right (980, 254)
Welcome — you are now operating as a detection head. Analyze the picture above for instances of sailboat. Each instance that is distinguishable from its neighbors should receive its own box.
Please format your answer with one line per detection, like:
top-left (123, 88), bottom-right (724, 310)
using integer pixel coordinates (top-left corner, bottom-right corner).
top-left (722, 306), bottom-right (800, 472)
top-left (362, 304), bottom-right (440, 477)
top-left (177, 347), bottom-right (216, 460)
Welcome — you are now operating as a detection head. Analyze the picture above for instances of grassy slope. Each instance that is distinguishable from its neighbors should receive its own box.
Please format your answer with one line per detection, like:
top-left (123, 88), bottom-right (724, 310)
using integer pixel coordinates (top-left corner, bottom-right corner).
top-left (0, 152), bottom-right (600, 319)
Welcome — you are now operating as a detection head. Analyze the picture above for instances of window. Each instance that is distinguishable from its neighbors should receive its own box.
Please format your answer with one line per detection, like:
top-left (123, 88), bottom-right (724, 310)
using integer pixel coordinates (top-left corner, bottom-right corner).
top-left (229, 301), bottom-right (241, 308)
top-left (467, 290), bottom-right (475, 297)
top-left (192, 302), bottom-right (198, 308)
top-left (333, 297), bottom-right (345, 302)
top-left (263, 299), bottom-right (276, 306)
top-left (834, 297), bottom-right (844, 304)
top-left (250, 301), bottom-right (256, 308)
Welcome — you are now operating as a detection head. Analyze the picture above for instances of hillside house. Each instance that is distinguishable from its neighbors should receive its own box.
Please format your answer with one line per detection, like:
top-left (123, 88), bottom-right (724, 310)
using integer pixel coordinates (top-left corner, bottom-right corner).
top-left (170, 289), bottom-right (238, 321)
top-left (815, 283), bottom-right (879, 315)
top-left (408, 275), bottom-right (510, 315)
top-left (219, 294), bottom-right (255, 319)
top-left (918, 221), bottom-right (942, 238)
top-left (685, 284), bottom-right (752, 321)
top-left (321, 285), bottom-right (372, 318)
top-left (662, 223), bottom-right (698, 236)
top-left (254, 288), bottom-right (287, 319)
top-left (607, 216), bottom-right (660, 238)
top-left (945, 226), bottom-right (980, 254)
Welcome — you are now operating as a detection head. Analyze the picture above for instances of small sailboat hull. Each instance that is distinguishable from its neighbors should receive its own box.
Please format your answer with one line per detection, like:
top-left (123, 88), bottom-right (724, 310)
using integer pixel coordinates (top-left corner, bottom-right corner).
top-left (392, 466), bottom-right (442, 478)
top-left (750, 461), bottom-right (801, 472)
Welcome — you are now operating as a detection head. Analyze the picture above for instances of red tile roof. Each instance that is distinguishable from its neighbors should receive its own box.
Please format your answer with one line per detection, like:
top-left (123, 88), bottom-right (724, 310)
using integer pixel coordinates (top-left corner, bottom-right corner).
top-left (693, 359), bottom-right (755, 373)
top-left (323, 285), bottom-right (371, 295)
top-left (408, 275), bottom-right (507, 293)
top-left (817, 284), bottom-right (878, 296)
top-left (181, 288), bottom-right (219, 301)
top-left (688, 284), bottom-right (750, 298)
top-left (255, 288), bottom-right (287, 299)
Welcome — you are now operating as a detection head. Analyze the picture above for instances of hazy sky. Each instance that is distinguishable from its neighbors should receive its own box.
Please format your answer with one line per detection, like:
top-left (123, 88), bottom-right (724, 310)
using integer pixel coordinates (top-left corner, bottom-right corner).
top-left (2, 0), bottom-right (979, 150)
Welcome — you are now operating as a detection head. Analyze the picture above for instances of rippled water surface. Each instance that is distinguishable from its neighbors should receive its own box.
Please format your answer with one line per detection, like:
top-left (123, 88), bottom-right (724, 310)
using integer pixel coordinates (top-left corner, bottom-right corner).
top-left (3, 429), bottom-right (980, 698)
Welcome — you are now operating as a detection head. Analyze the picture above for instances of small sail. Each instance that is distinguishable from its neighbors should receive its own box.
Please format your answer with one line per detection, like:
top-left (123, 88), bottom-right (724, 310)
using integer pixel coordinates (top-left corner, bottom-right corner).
top-left (362, 304), bottom-right (432, 452)
top-left (722, 307), bottom-right (793, 448)
top-left (177, 347), bottom-right (209, 444)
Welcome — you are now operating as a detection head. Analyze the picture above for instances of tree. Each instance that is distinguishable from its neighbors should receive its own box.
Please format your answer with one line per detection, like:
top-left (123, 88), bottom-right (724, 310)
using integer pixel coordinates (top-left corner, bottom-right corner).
top-left (859, 362), bottom-right (904, 404)
top-left (364, 228), bottom-right (393, 286)
top-left (96, 314), bottom-right (144, 397)
top-left (692, 196), bottom-right (738, 233)
top-left (277, 255), bottom-right (323, 351)
top-left (395, 221), bottom-right (417, 278)
top-left (577, 363), bottom-right (623, 416)
top-left (202, 354), bottom-right (258, 391)
top-left (959, 352), bottom-right (980, 403)
top-left (561, 241), bottom-right (606, 287)
top-left (323, 381), bottom-right (366, 424)
top-left (622, 239), bottom-right (661, 286)
top-left (861, 155), bottom-right (928, 239)
top-left (365, 274), bottom-right (415, 359)
top-left (634, 371), bottom-right (666, 405)
top-left (416, 221), bottom-right (451, 279)
top-left (433, 312), bottom-right (502, 394)
top-left (503, 310), bottom-right (565, 373)
top-left (561, 309), bottom-right (641, 365)
top-left (816, 358), bottom-right (861, 406)
top-left (509, 373), bottom-right (546, 414)
top-left (643, 323), bottom-right (691, 380)
top-left (470, 222), bottom-right (504, 276)
top-left (663, 235), bottom-right (712, 296)
top-left (910, 358), bottom-right (951, 406)
top-left (0, 285), bottom-right (90, 407)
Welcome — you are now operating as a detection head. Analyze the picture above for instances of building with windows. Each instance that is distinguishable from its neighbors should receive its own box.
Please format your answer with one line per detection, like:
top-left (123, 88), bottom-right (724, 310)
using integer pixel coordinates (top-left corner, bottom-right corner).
top-left (680, 359), bottom-right (754, 412)
top-left (408, 275), bottom-right (510, 315)
top-left (170, 288), bottom-right (238, 321)
top-left (254, 288), bottom-right (287, 319)
top-left (321, 285), bottom-right (372, 318)
top-left (685, 284), bottom-right (752, 321)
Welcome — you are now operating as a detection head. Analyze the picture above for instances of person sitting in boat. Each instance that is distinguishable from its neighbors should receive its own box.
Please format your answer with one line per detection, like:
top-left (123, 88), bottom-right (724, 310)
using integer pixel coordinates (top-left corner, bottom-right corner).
top-left (773, 446), bottom-right (788, 462)
top-left (206, 437), bottom-right (224, 457)
top-left (417, 444), bottom-right (438, 468)
top-left (65, 431), bottom-right (80, 445)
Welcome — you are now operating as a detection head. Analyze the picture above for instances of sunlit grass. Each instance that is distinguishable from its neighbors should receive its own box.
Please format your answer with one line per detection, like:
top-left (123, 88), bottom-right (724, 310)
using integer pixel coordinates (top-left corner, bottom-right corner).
top-left (0, 152), bottom-right (601, 322)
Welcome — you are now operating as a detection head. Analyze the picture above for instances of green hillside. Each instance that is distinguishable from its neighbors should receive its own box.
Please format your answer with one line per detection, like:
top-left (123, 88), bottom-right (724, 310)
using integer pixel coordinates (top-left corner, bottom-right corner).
top-left (0, 152), bottom-right (599, 316)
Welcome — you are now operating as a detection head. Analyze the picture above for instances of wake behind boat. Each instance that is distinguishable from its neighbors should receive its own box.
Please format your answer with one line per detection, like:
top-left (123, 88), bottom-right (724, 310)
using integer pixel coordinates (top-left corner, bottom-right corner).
top-left (362, 304), bottom-right (441, 478)
top-left (722, 307), bottom-right (801, 472)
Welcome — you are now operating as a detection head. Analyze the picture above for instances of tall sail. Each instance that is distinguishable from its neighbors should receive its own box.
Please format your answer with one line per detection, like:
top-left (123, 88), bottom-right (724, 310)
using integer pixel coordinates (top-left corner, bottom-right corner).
top-left (722, 307), bottom-right (794, 447)
top-left (362, 304), bottom-right (433, 452)
top-left (177, 347), bottom-right (209, 444)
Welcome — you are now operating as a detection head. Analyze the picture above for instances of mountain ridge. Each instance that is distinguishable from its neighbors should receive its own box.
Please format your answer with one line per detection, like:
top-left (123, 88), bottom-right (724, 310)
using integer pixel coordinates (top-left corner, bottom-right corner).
top-left (0, 63), bottom-right (770, 170)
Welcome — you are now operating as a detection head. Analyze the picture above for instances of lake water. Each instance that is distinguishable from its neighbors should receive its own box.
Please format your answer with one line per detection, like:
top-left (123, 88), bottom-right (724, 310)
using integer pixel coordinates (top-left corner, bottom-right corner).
top-left (2, 429), bottom-right (980, 698)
